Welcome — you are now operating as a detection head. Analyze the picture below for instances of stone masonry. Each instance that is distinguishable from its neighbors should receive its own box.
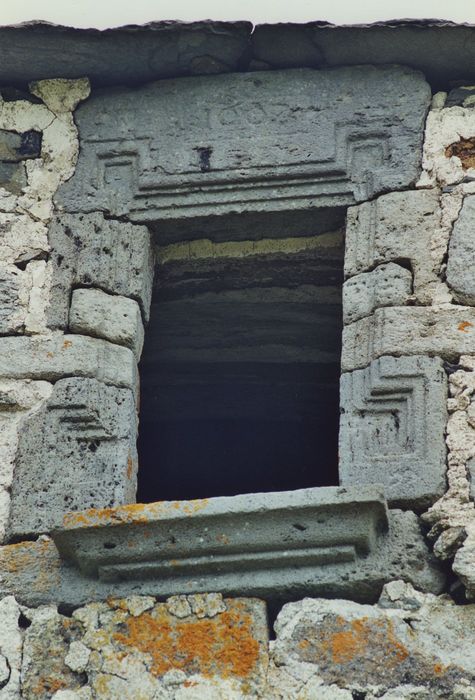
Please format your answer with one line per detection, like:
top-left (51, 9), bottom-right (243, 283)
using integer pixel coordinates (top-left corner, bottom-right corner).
top-left (1, 18), bottom-right (475, 700)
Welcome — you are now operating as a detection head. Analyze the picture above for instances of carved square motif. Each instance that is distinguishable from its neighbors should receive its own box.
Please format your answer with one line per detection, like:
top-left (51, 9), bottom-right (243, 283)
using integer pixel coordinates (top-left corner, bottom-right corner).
top-left (339, 355), bottom-right (447, 508)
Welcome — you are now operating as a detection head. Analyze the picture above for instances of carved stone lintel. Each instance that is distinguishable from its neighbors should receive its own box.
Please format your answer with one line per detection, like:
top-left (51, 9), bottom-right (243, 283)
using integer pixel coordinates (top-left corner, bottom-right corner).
top-left (56, 66), bottom-right (430, 224)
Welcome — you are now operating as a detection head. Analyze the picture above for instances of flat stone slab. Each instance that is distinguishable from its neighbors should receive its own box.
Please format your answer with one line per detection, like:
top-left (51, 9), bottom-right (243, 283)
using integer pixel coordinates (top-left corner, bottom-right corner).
top-left (56, 66), bottom-right (430, 226)
top-left (51, 487), bottom-right (388, 585)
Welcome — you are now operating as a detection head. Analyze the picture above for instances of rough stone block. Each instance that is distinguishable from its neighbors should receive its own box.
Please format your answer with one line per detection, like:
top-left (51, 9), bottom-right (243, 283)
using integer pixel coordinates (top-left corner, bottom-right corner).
top-left (270, 589), bottom-right (475, 698)
top-left (70, 288), bottom-right (144, 358)
top-left (0, 596), bottom-right (22, 699)
top-left (343, 262), bottom-right (412, 324)
top-left (342, 306), bottom-right (475, 371)
top-left (0, 263), bottom-right (28, 332)
top-left (47, 212), bottom-right (154, 327)
top-left (339, 355), bottom-right (447, 507)
top-left (344, 189), bottom-right (444, 304)
top-left (0, 334), bottom-right (137, 389)
top-left (447, 194), bottom-right (475, 305)
top-left (18, 595), bottom-right (268, 700)
top-left (420, 106), bottom-right (475, 186)
top-left (56, 66), bottom-right (430, 223)
top-left (8, 377), bottom-right (138, 539)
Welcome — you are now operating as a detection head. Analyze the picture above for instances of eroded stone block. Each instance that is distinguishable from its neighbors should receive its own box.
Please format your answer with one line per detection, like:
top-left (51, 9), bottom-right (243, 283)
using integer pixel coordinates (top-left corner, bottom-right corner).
top-left (17, 595), bottom-right (268, 700)
top-left (447, 194), bottom-right (475, 305)
top-left (56, 66), bottom-right (430, 223)
top-left (70, 288), bottom-right (144, 358)
top-left (0, 334), bottom-right (137, 389)
top-left (8, 377), bottom-right (138, 538)
top-left (339, 356), bottom-right (447, 507)
top-left (0, 596), bottom-right (22, 700)
top-left (47, 212), bottom-right (154, 327)
top-left (343, 262), bottom-right (412, 324)
top-left (270, 588), bottom-right (475, 698)
top-left (344, 189), bottom-right (444, 304)
top-left (342, 307), bottom-right (475, 371)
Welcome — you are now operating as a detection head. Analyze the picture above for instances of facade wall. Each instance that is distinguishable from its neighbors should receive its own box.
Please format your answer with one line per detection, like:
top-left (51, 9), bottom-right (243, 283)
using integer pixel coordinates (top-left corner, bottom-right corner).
top-left (0, 57), bottom-right (474, 698)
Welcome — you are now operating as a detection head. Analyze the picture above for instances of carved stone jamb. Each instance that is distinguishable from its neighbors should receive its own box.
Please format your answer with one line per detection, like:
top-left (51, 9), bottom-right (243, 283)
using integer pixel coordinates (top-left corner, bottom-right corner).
top-left (339, 355), bottom-right (447, 509)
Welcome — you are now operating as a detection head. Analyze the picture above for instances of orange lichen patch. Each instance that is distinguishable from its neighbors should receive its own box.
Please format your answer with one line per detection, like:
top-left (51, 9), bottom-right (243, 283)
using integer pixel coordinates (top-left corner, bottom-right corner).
top-left (446, 138), bottom-right (475, 170)
top-left (297, 616), bottom-right (409, 670)
top-left (62, 339), bottom-right (73, 349)
top-left (458, 321), bottom-right (473, 333)
top-left (434, 663), bottom-right (446, 675)
top-left (31, 676), bottom-right (68, 697)
top-left (113, 602), bottom-right (260, 680)
top-left (126, 454), bottom-right (134, 479)
top-left (63, 498), bottom-right (211, 529)
top-left (0, 539), bottom-right (61, 593)
top-left (46, 351), bottom-right (54, 358)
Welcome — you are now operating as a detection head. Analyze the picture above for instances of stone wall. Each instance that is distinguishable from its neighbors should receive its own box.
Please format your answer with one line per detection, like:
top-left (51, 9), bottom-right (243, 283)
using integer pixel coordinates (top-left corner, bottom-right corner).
top-left (0, 50), bottom-right (475, 700)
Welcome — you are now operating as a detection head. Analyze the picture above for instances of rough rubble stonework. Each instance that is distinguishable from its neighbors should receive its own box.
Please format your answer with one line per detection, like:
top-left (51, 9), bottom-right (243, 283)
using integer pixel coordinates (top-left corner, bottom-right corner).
top-left (0, 587), bottom-right (474, 699)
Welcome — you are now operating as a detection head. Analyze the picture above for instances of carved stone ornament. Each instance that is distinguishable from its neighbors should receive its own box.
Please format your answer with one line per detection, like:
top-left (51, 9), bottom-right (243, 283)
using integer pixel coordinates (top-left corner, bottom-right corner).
top-left (56, 66), bottom-right (431, 224)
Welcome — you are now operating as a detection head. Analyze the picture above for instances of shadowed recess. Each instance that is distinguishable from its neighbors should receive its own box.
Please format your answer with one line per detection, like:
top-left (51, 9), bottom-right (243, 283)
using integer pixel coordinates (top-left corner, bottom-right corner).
top-left (137, 230), bottom-right (343, 501)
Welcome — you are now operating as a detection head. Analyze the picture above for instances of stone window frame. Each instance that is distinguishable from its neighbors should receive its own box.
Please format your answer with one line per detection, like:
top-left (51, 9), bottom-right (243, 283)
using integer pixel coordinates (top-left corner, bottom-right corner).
top-left (4, 66), bottom-right (475, 603)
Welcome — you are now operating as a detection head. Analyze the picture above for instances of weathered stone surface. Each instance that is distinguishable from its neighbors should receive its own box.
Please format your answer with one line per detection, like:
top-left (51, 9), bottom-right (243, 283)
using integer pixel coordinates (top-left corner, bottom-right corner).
top-left (422, 355), bottom-right (475, 599)
top-left (447, 86), bottom-right (475, 109)
top-left (0, 128), bottom-right (42, 161)
top-left (7, 594), bottom-right (267, 700)
top-left (51, 486), bottom-right (388, 583)
top-left (21, 606), bottom-right (84, 700)
top-left (8, 377), bottom-right (137, 539)
top-left (0, 22), bottom-right (251, 85)
top-left (69, 289), bottom-right (144, 358)
top-left (344, 189), bottom-right (448, 305)
top-left (0, 260), bottom-right (51, 334)
top-left (339, 355), bottom-right (447, 507)
top-left (447, 195), bottom-right (475, 305)
top-left (47, 213), bottom-right (154, 326)
top-left (343, 263), bottom-right (412, 324)
top-left (342, 307), bottom-right (475, 371)
top-left (419, 106), bottom-right (475, 186)
top-left (0, 334), bottom-right (137, 389)
top-left (269, 585), bottom-right (475, 698)
top-left (0, 510), bottom-right (444, 608)
top-left (56, 66), bottom-right (430, 225)
top-left (0, 379), bottom-right (52, 543)
top-left (0, 596), bottom-right (22, 699)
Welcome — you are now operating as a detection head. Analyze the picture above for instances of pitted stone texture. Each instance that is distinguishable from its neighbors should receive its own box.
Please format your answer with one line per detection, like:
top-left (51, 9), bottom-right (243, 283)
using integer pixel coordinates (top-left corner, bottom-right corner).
top-left (0, 260), bottom-right (51, 335)
top-left (21, 606), bottom-right (84, 700)
top-left (70, 289), bottom-right (144, 358)
top-left (0, 596), bottom-right (22, 699)
top-left (343, 263), bottom-right (412, 324)
top-left (447, 195), bottom-right (475, 305)
top-left (0, 510), bottom-right (445, 609)
top-left (47, 213), bottom-right (153, 326)
top-left (56, 66), bottom-right (430, 223)
top-left (0, 380), bottom-right (52, 542)
top-left (419, 105), bottom-right (475, 186)
top-left (423, 355), bottom-right (475, 599)
top-left (339, 355), bottom-right (447, 508)
top-left (342, 307), bottom-right (475, 371)
top-left (270, 590), bottom-right (475, 698)
top-left (8, 377), bottom-right (137, 539)
top-left (344, 189), bottom-right (448, 305)
top-left (0, 333), bottom-right (137, 389)
top-left (17, 596), bottom-right (268, 699)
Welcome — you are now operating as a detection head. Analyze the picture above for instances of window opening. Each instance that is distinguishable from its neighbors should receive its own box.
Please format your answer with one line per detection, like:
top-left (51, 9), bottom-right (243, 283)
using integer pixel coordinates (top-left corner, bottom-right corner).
top-left (137, 226), bottom-right (344, 502)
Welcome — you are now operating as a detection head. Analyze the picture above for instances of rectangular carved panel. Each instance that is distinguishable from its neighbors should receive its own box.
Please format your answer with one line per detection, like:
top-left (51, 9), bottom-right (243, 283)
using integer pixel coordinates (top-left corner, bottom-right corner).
top-left (339, 355), bottom-right (447, 508)
top-left (56, 67), bottom-right (430, 225)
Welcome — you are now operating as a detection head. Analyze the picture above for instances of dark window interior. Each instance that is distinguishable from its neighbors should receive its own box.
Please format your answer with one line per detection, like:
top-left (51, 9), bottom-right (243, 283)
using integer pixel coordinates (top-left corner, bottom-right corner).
top-left (137, 225), bottom-right (344, 502)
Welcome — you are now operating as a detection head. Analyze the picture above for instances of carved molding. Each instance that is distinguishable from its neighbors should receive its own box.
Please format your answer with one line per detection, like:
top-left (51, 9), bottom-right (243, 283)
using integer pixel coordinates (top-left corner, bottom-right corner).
top-left (339, 355), bottom-right (447, 508)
